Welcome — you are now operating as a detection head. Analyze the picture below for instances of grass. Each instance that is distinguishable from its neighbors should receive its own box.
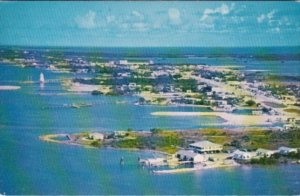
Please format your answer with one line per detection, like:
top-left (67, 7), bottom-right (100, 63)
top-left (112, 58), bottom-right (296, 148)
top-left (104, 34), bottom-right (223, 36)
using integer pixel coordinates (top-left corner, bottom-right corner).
top-left (205, 136), bottom-right (231, 145)
top-left (250, 157), bottom-right (278, 165)
top-left (284, 108), bottom-right (300, 115)
top-left (42, 128), bottom-right (300, 155)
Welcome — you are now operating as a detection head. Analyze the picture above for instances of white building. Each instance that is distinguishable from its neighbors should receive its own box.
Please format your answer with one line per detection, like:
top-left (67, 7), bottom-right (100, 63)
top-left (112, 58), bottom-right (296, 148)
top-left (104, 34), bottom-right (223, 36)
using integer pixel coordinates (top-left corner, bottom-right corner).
top-left (278, 146), bottom-right (298, 155)
top-left (119, 60), bottom-right (129, 65)
top-left (232, 150), bottom-right (254, 160)
top-left (128, 83), bottom-right (137, 90)
top-left (176, 150), bottom-right (206, 163)
top-left (189, 141), bottom-right (223, 153)
top-left (206, 92), bottom-right (213, 96)
top-left (256, 148), bottom-right (276, 158)
top-left (88, 132), bottom-right (105, 140)
top-left (113, 131), bottom-right (127, 137)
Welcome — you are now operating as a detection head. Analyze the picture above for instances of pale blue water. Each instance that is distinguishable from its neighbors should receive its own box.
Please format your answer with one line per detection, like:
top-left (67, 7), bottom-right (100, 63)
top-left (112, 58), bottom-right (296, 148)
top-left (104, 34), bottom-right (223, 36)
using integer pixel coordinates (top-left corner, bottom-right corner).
top-left (0, 53), bottom-right (300, 194)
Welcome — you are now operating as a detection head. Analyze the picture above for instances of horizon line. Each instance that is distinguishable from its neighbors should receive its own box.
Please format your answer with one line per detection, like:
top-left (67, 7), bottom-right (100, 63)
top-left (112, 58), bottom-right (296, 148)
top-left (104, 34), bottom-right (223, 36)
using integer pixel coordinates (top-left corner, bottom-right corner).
top-left (1, 45), bottom-right (300, 49)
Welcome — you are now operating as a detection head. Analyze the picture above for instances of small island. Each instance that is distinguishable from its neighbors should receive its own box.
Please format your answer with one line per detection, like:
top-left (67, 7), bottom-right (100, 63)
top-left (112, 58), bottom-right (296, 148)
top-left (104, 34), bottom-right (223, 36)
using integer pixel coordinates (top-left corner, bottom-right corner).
top-left (40, 127), bottom-right (300, 174)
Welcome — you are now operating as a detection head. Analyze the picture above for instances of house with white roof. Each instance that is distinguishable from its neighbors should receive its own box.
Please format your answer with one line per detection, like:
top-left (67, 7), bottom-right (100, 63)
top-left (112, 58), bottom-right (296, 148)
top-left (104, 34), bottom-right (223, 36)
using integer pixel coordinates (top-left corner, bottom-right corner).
top-left (189, 140), bottom-right (223, 154)
top-left (176, 150), bottom-right (207, 163)
top-left (88, 132), bottom-right (105, 141)
top-left (278, 146), bottom-right (298, 155)
top-left (128, 83), bottom-right (137, 90)
top-left (232, 150), bottom-right (254, 161)
top-left (256, 148), bottom-right (276, 158)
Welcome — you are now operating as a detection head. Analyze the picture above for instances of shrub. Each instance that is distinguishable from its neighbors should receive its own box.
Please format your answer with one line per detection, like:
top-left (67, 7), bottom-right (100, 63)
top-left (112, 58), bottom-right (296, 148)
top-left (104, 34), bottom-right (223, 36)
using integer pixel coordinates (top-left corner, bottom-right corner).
top-left (90, 141), bottom-right (101, 147)
top-left (246, 100), bottom-right (256, 106)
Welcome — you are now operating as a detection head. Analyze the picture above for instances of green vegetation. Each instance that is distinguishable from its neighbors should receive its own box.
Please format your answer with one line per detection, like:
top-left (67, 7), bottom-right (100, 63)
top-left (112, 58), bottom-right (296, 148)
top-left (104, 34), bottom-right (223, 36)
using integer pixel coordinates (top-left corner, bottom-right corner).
top-left (285, 151), bottom-right (300, 159)
top-left (199, 128), bottom-right (300, 150)
top-left (250, 151), bottom-right (300, 165)
top-left (114, 138), bottom-right (141, 149)
top-left (175, 79), bottom-right (198, 92)
top-left (46, 127), bottom-right (300, 156)
top-left (90, 140), bottom-right (101, 147)
top-left (250, 156), bottom-right (278, 165)
top-left (264, 84), bottom-right (289, 95)
top-left (284, 108), bottom-right (300, 115)
top-left (112, 129), bottom-right (182, 154)
top-left (245, 100), bottom-right (256, 107)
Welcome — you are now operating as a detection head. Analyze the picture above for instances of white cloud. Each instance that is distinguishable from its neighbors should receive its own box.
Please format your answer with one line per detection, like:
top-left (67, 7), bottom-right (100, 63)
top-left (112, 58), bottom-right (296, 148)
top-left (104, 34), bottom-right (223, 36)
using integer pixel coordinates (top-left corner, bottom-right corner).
top-left (257, 10), bottom-right (288, 33)
top-left (75, 10), bottom-right (97, 29)
top-left (106, 15), bottom-right (116, 24)
top-left (257, 14), bottom-right (265, 23)
top-left (232, 16), bottom-right (244, 24)
top-left (168, 8), bottom-right (181, 25)
top-left (120, 23), bottom-right (129, 29)
top-left (257, 10), bottom-right (276, 25)
top-left (132, 22), bottom-right (148, 31)
top-left (201, 4), bottom-right (230, 21)
top-left (267, 10), bottom-right (275, 20)
top-left (198, 22), bottom-right (215, 30)
top-left (271, 27), bottom-right (280, 33)
top-left (279, 17), bottom-right (291, 26)
top-left (132, 11), bottom-right (144, 20)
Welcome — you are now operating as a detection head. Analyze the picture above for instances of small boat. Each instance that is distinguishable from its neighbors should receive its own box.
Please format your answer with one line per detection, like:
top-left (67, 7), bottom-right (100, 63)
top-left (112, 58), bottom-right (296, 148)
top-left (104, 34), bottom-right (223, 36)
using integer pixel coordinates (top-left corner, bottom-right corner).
top-left (120, 157), bottom-right (125, 165)
top-left (40, 72), bottom-right (45, 84)
top-left (71, 104), bottom-right (80, 109)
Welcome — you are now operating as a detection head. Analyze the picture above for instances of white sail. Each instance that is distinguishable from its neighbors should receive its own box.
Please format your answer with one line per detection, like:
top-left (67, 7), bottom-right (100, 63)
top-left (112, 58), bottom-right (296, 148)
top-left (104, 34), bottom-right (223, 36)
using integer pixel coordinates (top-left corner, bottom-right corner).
top-left (39, 72), bottom-right (45, 83)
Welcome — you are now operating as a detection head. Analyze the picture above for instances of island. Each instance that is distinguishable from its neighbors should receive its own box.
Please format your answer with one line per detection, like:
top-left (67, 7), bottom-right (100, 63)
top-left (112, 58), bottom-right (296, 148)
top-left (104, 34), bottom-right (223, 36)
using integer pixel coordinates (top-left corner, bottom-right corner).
top-left (40, 127), bottom-right (300, 173)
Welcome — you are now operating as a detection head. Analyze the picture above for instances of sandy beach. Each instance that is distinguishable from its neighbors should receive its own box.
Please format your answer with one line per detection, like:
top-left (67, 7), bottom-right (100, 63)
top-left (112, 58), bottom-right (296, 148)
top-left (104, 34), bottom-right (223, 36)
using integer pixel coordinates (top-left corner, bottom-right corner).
top-left (153, 160), bottom-right (240, 174)
top-left (0, 85), bottom-right (21, 90)
top-left (151, 111), bottom-right (286, 126)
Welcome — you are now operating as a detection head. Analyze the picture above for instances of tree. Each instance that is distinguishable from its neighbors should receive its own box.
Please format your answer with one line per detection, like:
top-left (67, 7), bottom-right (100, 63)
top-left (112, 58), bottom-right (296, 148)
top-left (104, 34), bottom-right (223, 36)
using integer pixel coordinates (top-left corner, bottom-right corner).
top-left (90, 141), bottom-right (101, 147)
top-left (173, 73), bottom-right (182, 80)
top-left (231, 140), bottom-right (241, 148)
top-left (246, 100), bottom-right (256, 107)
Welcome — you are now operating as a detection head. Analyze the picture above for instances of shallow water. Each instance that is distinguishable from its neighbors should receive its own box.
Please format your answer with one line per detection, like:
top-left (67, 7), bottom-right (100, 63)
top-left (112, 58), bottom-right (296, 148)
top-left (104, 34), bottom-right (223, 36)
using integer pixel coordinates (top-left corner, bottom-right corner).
top-left (0, 62), bottom-right (300, 194)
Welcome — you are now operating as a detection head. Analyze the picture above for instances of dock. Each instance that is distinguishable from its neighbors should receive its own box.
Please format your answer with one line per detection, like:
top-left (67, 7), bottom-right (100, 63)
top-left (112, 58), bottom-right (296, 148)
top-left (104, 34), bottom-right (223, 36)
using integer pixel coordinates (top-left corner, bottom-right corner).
top-left (153, 167), bottom-right (200, 174)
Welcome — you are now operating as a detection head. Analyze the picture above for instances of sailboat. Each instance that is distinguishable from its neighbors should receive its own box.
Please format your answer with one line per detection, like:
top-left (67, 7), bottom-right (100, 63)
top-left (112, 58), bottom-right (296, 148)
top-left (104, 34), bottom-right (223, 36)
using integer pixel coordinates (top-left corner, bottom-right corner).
top-left (39, 72), bottom-right (45, 84)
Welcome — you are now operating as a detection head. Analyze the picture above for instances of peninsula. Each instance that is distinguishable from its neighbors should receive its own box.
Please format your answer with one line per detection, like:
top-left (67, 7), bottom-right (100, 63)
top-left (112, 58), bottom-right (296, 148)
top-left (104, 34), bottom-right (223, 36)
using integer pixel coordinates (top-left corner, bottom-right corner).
top-left (40, 128), bottom-right (300, 173)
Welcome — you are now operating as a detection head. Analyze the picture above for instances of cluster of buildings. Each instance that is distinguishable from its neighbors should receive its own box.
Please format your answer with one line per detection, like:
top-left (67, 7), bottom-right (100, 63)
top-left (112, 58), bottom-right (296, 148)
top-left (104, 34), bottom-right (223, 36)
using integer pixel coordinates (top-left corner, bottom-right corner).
top-left (175, 140), bottom-right (299, 164)
top-left (2, 49), bottom-right (300, 128)
top-left (231, 146), bottom-right (298, 161)
top-left (176, 141), bottom-right (223, 163)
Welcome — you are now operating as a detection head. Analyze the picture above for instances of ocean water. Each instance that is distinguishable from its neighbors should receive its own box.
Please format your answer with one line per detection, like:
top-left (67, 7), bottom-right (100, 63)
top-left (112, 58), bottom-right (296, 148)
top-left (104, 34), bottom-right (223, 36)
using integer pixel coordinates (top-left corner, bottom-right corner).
top-left (0, 47), bottom-right (300, 195)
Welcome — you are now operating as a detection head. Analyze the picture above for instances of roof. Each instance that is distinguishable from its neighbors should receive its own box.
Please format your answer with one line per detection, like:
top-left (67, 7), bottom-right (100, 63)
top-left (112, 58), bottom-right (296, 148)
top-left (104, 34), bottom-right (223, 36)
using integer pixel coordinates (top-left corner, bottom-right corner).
top-left (90, 132), bottom-right (104, 136)
top-left (189, 141), bottom-right (222, 149)
top-left (256, 148), bottom-right (275, 153)
top-left (89, 132), bottom-right (104, 138)
top-left (278, 146), bottom-right (297, 151)
top-left (176, 150), bottom-right (201, 158)
top-left (232, 150), bottom-right (251, 156)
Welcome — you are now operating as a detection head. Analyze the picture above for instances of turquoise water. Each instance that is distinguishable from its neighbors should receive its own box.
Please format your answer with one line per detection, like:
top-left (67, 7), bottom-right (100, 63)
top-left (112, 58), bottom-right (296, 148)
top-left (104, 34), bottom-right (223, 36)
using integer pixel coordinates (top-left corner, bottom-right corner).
top-left (1, 63), bottom-right (300, 194)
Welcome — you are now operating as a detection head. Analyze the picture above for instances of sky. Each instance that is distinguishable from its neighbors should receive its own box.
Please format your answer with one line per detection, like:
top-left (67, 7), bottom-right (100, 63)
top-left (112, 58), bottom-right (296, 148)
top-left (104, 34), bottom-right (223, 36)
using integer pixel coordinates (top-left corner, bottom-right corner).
top-left (0, 1), bottom-right (300, 47)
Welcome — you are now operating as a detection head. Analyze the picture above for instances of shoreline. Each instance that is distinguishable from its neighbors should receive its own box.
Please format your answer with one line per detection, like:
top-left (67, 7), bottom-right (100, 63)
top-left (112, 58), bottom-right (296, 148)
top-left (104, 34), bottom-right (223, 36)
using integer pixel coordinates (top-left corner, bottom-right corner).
top-left (153, 161), bottom-right (240, 174)
top-left (0, 85), bottom-right (21, 90)
top-left (39, 134), bottom-right (171, 156)
top-left (39, 130), bottom-right (300, 174)
top-left (151, 111), bottom-right (286, 126)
